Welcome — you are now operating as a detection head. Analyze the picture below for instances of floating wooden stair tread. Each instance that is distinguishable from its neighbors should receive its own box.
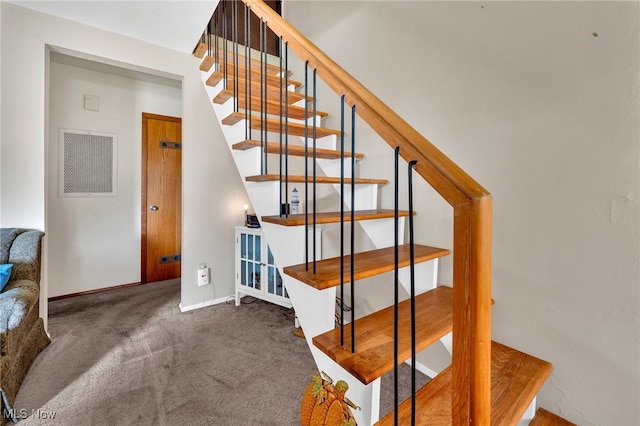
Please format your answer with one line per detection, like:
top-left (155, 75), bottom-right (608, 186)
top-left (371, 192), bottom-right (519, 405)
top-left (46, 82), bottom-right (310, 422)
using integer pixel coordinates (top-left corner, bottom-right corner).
top-left (207, 71), bottom-right (301, 92)
top-left (197, 44), bottom-right (284, 75)
top-left (214, 88), bottom-right (308, 106)
top-left (229, 73), bottom-right (302, 89)
top-left (313, 286), bottom-right (454, 385)
top-left (284, 244), bottom-right (449, 290)
top-left (376, 341), bottom-right (553, 426)
top-left (202, 57), bottom-right (292, 77)
top-left (223, 112), bottom-right (341, 138)
top-left (530, 408), bottom-right (576, 426)
top-left (245, 174), bottom-right (388, 185)
top-left (232, 140), bottom-right (361, 159)
top-left (261, 209), bottom-right (410, 226)
top-left (193, 42), bottom-right (208, 59)
top-left (199, 55), bottom-right (216, 71)
top-left (226, 96), bottom-right (328, 120)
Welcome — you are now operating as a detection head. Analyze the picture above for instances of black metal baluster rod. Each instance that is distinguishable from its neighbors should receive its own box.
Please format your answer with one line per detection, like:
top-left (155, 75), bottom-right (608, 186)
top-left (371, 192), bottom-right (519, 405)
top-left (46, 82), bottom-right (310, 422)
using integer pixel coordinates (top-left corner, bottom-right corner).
top-left (350, 104), bottom-right (356, 354)
top-left (262, 19), bottom-right (268, 174)
top-left (340, 95), bottom-right (346, 347)
top-left (244, 3), bottom-right (249, 141)
top-left (312, 68), bottom-right (318, 274)
top-left (284, 41), bottom-right (290, 217)
top-left (223, 2), bottom-right (228, 90)
top-left (232, 0), bottom-right (238, 112)
top-left (278, 36), bottom-right (283, 216)
top-left (206, 14), bottom-right (211, 56)
top-left (304, 61), bottom-right (309, 270)
top-left (259, 17), bottom-right (264, 174)
top-left (214, 8), bottom-right (219, 72)
top-left (408, 159), bottom-right (418, 426)
top-left (247, 5), bottom-right (251, 139)
top-left (394, 145), bottom-right (400, 426)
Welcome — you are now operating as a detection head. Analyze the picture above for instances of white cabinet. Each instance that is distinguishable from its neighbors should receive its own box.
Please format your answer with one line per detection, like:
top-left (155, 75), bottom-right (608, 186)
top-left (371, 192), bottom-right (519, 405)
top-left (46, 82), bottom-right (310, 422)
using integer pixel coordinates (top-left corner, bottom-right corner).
top-left (235, 226), bottom-right (292, 308)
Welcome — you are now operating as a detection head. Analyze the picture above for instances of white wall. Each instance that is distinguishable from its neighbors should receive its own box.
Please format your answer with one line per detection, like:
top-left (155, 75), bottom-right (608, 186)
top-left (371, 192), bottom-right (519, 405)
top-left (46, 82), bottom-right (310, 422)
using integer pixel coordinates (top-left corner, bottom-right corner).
top-left (47, 60), bottom-right (181, 297)
top-left (1, 2), bottom-right (248, 312)
top-left (285, 1), bottom-right (639, 425)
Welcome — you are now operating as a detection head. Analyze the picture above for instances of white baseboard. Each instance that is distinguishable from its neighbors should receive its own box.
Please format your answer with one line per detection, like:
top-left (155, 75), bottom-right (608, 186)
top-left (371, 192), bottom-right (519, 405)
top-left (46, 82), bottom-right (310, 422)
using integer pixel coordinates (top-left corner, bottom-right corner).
top-left (178, 296), bottom-right (229, 312)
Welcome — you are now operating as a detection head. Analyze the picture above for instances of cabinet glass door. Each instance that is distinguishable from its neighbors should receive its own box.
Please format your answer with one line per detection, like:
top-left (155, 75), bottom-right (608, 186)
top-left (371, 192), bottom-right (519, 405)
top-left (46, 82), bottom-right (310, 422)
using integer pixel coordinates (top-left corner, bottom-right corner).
top-left (266, 246), bottom-right (288, 298)
top-left (240, 232), bottom-right (261, 290)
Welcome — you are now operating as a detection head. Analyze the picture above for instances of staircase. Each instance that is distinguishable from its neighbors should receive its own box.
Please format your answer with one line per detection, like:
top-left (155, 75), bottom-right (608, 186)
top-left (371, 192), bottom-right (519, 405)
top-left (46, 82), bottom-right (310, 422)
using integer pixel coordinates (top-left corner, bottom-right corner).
top-left (192, 1), bottom-right (573, 425)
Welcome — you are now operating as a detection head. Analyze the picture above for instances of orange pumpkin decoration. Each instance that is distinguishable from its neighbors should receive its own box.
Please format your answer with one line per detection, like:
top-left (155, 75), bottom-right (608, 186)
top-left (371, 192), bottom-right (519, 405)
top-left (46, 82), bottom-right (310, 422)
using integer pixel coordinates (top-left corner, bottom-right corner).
top-left (301, 372), bottom-right (358, 426)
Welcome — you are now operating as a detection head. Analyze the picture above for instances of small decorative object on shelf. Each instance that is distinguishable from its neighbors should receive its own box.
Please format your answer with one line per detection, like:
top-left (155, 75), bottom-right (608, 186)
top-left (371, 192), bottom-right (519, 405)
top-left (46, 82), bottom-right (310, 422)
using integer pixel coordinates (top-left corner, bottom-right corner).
top-left (292, 188), bottom-right (300, 214)
top-left (246, 214), bottom-right (260, 228)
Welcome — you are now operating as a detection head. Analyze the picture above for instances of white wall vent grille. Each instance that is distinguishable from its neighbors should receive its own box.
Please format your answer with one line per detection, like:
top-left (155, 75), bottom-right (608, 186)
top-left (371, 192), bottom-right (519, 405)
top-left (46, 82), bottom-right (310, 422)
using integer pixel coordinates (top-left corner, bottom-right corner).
top-left (59, 129), bottom-right (117, 197)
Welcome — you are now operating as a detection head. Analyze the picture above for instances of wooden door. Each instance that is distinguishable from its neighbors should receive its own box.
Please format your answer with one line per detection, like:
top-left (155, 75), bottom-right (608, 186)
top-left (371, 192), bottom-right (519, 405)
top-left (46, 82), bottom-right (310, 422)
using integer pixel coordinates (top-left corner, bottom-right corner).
top-left (141, 113), bottom-right (182, 283)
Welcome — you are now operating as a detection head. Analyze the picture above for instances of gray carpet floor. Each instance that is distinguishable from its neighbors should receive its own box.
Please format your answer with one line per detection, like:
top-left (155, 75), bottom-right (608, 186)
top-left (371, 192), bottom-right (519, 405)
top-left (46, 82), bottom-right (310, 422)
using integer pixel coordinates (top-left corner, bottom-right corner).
top-left (13, 279), bottom-right (428, 425)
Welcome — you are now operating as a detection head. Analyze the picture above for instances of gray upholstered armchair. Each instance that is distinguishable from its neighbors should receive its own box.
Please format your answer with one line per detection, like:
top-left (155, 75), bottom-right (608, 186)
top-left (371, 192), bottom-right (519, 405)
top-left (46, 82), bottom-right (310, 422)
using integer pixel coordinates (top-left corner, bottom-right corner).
top-left (0, 228), bottom-right (50, 423)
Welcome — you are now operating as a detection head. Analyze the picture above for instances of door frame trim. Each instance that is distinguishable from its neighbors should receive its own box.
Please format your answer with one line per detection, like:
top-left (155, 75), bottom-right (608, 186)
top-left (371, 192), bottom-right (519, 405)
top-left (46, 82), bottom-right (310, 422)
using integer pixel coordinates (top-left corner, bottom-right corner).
top-left (141, 112), bottom-right (182, 284)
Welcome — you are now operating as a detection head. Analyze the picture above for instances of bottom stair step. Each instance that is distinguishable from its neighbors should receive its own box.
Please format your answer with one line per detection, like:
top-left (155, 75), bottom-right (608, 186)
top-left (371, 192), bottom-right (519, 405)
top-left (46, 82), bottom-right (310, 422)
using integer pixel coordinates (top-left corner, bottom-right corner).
top-left (313, 286), bottom-right (454, 385)
top-left (530, 408), bottom-right (576, 426)
top-left (376, 341), bottom-right (553, 425)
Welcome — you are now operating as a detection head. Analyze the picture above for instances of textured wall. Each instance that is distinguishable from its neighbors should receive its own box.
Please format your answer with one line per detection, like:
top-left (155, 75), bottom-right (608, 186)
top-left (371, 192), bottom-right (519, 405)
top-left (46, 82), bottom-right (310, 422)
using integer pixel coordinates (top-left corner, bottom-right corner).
top-left (284, 1), bottom-right (640, 424)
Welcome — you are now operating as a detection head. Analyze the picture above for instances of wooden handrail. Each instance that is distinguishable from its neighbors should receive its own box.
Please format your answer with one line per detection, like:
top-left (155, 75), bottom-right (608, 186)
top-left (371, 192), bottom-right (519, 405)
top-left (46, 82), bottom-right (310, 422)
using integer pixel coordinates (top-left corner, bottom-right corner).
top-left (241, 1), bottom-right (493, 424)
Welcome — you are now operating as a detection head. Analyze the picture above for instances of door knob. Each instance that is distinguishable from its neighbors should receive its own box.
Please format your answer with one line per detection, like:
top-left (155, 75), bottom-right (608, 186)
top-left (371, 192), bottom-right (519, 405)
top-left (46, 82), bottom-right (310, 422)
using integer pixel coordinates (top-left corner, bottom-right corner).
top-left (149, 205), bottom-right (159, 211)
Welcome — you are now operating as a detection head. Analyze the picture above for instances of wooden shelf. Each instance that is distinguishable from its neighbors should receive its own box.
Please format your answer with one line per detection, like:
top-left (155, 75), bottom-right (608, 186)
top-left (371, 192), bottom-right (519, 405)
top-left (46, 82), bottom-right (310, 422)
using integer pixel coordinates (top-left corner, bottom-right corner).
top-left (313, 286), bottom-right (454, 385)
top-left (261, 209), bottom-right (409, 226)
top-left (232, 140), bottom-right (360, 159)
top-left (284, 244), bottom-right (449, 290)
top-left (376, 341), bottom-right (553, 425)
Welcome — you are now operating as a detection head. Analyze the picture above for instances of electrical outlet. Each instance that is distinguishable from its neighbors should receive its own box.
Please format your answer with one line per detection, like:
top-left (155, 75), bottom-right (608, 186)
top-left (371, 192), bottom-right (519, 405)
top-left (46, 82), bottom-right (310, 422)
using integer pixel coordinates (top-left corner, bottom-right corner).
top-left (197, 267), bottom-right (210, 287)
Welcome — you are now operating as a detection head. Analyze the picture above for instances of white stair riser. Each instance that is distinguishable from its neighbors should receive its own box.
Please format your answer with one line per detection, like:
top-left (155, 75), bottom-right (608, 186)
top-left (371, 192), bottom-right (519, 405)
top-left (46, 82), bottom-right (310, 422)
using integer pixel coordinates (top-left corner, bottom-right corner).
top-left (359, 217), bottom-right (406, 247)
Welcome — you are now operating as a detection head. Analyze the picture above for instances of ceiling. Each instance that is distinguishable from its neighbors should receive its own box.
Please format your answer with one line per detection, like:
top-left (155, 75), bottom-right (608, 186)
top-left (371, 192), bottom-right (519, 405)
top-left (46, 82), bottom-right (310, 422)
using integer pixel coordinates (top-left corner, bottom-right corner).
top-left (6, 1), bottom-right (219, 54)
